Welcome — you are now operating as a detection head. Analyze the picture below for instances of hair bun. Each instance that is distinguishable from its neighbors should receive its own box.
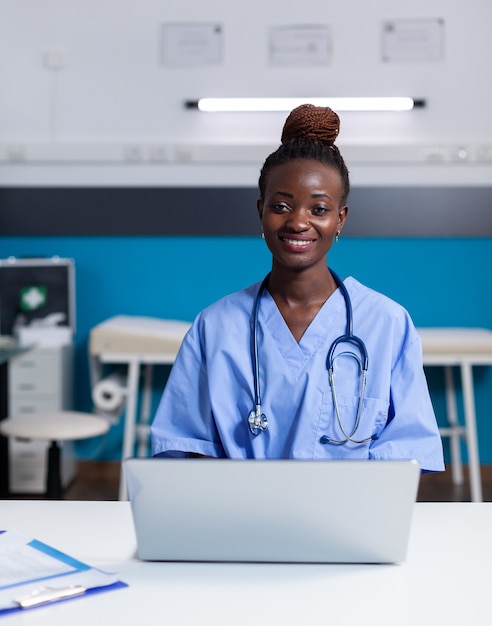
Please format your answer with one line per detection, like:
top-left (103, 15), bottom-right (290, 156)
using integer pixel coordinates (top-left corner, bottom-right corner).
top-left (281, 103), bottom-right (340, 145)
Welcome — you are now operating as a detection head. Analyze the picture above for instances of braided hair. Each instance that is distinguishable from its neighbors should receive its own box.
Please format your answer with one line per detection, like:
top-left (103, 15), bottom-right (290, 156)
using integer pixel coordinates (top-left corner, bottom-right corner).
top-left (258, 104), bottom-right (350, 204)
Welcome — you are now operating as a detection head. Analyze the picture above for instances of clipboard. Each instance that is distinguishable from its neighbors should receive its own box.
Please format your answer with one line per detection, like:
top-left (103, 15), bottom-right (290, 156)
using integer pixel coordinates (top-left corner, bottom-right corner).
top-left (0, 530), bottom-right (127, 615)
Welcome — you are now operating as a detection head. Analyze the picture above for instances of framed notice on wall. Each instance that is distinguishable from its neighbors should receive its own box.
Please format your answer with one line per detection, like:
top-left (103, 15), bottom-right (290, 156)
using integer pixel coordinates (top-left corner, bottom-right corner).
top-left (382, 18), bottom-right (445, 63)
top-left (269, 25), bottom-right (333, 66)
top-left (160, 23), bottom-right (223, 66)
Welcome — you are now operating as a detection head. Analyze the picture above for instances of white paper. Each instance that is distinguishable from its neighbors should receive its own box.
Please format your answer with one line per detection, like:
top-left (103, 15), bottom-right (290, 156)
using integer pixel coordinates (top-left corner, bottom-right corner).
top-left (0, 536), bottom-right (73, 587)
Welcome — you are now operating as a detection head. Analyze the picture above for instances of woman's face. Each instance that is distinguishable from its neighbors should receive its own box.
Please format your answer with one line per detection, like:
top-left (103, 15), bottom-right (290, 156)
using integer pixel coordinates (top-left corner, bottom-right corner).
top-left (257, 159), bottom-right (348, 272)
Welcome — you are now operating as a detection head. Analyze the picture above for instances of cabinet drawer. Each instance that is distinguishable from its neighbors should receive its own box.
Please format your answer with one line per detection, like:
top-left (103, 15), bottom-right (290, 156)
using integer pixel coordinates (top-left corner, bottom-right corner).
top-left (9, 351), bottom-right (59, 395)
top-left (8, 438), bottom-right (75, 494)
top-left (9, 439), bottom-right (47, 492)
top-left (9, 397), bottom-right (60, 414)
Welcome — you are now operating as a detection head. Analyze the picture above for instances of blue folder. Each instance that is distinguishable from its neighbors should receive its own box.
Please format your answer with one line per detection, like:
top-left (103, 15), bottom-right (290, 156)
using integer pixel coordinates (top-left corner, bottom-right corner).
top-left (0, 530), bottom-right (127, 615)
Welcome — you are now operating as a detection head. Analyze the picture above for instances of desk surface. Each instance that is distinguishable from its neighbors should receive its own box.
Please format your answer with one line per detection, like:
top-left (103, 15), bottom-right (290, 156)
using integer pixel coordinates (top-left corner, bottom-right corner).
top-left (0, 500), bottom-right (491, 626)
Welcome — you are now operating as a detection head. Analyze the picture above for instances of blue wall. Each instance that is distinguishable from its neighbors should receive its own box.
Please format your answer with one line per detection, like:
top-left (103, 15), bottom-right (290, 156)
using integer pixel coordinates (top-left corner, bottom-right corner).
top-left (2, 235), bottom-right (492, 463)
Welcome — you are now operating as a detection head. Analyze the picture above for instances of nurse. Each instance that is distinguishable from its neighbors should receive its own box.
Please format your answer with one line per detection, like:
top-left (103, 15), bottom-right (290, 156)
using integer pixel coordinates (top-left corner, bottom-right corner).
top-left (151, 103), bottom-right (444, 472)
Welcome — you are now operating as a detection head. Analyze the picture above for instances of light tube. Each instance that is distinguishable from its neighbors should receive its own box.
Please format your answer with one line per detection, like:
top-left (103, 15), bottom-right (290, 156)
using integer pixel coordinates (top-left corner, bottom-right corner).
top-left (185, 97), bottom-right (425, 112)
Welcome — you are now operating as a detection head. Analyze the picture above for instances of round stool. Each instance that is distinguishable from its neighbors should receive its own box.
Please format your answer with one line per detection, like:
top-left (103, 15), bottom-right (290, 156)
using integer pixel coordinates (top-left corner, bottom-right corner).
top-left (0, 411), bottom-right (110, 499)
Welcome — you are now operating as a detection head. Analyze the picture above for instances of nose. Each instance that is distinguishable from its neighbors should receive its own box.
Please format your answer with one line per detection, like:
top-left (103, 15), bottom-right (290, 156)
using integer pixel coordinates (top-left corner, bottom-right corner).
top-left (286, 207), bottom-right (310, 231)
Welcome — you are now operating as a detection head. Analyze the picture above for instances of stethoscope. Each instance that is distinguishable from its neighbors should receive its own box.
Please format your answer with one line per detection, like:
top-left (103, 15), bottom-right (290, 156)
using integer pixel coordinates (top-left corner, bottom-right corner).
top-left (248, 268), bottom-right (379, 445)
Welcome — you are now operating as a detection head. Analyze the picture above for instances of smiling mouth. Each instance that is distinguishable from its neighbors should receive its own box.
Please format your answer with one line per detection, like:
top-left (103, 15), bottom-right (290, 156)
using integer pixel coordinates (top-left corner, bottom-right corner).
top-left (280, 237), bottom-right (316, 247)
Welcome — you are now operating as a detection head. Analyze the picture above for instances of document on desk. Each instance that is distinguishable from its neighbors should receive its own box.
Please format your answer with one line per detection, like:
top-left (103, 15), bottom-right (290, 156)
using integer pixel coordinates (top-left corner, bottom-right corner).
top-left (0, 530), bottom-right (127, 614)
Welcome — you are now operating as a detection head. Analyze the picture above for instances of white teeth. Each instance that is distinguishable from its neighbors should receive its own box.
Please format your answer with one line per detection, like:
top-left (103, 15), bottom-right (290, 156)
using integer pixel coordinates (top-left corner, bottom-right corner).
top-left (283, 238), bottom-right (311, 246)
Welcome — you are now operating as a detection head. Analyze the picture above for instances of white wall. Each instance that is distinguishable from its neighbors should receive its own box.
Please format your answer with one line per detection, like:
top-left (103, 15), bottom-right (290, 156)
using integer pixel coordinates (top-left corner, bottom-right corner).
top-left (1, 0), bottom-right (491, 186)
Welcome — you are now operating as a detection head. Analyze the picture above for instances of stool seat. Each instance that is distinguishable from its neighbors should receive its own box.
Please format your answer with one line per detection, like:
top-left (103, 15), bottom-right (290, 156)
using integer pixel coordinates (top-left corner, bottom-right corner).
top-left (0, 412), bottom-right (110, 500)
top-left (0, 411), bottom-right (110, 442)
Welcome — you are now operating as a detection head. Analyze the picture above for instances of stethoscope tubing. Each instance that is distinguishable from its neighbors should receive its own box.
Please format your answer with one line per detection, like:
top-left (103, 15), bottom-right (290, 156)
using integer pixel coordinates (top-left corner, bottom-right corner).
top-left (248, 275), bottom-right (270, 434)
top-left (248, 268), bottom-right (376, 444)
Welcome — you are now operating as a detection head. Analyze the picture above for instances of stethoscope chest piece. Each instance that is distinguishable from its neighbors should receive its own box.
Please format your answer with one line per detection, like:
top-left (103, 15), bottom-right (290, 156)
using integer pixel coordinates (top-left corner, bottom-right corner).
top-left (248, 406), bottom-right (268, 435)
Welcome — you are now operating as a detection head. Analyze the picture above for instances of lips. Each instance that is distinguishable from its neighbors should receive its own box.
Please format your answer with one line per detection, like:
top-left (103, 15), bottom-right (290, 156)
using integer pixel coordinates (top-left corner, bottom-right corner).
top-left (279, 236), bottom-right (316, 250)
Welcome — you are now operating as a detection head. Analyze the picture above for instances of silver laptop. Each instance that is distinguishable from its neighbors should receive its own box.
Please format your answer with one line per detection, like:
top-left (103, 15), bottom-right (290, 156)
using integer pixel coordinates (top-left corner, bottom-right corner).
top-left (124, 458), bottom-right (420, 564)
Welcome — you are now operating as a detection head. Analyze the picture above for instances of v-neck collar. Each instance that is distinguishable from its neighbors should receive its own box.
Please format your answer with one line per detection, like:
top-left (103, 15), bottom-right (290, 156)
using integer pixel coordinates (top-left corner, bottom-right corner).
top-left (258, 282), bottom-right (348, 370)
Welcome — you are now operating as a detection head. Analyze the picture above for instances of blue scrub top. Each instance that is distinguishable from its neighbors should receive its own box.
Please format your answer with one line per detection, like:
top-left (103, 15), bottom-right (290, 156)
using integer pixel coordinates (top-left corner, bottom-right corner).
top-left (151, 277), bottom-right (444, 472)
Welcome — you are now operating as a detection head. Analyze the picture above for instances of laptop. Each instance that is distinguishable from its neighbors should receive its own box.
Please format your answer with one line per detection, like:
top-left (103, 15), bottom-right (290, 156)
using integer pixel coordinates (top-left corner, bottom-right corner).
top-left (124, 458), bottom-right (420, 564)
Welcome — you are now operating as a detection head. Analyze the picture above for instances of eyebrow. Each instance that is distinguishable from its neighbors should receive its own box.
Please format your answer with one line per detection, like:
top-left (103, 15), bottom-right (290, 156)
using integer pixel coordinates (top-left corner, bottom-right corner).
top-left (274, 191), bottom-right (294, 199)
top-left (274, 191), bottom-right (333, 200)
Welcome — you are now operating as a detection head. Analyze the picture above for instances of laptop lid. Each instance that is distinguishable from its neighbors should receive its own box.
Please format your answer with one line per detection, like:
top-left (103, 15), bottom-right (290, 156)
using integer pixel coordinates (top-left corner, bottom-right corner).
top-left (124, 458), bottom-right (420, 564)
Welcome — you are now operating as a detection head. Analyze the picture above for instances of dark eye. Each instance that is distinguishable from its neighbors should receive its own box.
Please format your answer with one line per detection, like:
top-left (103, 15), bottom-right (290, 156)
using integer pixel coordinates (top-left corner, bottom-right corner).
top-left (311, 205), bottom-right (329, 216)
top-left (272, 202), bottom-right (289, 213)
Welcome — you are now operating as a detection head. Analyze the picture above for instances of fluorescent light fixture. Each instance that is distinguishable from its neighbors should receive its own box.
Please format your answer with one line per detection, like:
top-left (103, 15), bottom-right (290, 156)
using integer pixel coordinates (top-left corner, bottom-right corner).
top-left (185, 97), bottom-right (425, 112)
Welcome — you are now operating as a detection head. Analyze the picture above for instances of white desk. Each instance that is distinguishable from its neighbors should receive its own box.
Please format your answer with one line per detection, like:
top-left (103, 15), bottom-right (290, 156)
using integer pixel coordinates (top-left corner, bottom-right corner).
top-left (0, 500), bottom-right (491, 626)
top-left (419, 328), bottom-right (492, 503)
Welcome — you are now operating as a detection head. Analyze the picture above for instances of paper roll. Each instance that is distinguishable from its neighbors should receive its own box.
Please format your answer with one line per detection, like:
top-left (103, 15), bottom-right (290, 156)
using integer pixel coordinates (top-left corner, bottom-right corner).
top-left (92, 372), bottom-right (127, 414)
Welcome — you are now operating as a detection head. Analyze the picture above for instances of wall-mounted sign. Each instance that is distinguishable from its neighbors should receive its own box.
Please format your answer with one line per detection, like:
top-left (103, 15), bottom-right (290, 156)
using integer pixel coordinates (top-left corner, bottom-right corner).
top-left (382, 18), bottom-right (444, 63)
top-left (269, 25), bottom-right (332, 66)
top-left (161, 23), bottom-right (223, 66)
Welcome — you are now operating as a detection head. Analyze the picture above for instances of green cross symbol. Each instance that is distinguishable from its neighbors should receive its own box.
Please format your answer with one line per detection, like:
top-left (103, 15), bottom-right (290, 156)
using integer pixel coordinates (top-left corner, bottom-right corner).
top-left (20, 286), bottom-right (47, 311)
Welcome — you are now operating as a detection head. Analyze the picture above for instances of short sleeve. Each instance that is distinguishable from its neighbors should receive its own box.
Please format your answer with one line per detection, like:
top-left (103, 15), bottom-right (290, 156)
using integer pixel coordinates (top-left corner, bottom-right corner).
top-left (150, 321), bottom-right (226, 458)
top-left (368, 330), bottom-right (444, 472)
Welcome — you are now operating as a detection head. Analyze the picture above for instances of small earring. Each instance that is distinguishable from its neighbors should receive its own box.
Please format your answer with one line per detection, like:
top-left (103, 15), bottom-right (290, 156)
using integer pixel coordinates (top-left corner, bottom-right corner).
top-left (335, 231), bottom-right (340, 244)
top-left (261, 232), bottom-right (265, 239)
